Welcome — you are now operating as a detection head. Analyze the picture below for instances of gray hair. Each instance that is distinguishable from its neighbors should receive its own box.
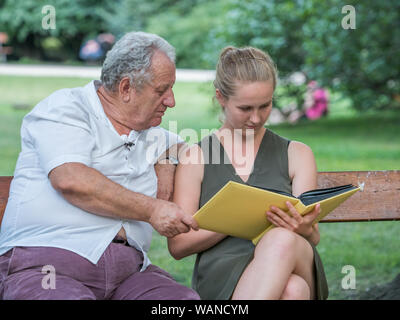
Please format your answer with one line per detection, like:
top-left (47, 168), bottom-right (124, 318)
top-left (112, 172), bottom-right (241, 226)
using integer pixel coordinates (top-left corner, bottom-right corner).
top-left (100, 31), bottom-right (176, 92)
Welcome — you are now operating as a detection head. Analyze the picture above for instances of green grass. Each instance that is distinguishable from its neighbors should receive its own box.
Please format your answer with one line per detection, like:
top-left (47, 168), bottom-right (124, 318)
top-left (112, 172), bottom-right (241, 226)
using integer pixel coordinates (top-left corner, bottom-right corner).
top-left (1, 75), bottom-right (399, 299)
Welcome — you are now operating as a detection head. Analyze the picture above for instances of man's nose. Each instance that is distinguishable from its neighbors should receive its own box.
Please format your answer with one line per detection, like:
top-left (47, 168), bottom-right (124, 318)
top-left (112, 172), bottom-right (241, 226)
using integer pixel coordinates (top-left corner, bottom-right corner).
top-left (163, 89), bottom-right (175, 108)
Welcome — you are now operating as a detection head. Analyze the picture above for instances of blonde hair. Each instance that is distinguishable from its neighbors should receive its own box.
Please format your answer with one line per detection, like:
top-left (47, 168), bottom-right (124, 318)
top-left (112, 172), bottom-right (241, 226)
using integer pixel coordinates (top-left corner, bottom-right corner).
top-left (214, 46), bottom-right (278, 99)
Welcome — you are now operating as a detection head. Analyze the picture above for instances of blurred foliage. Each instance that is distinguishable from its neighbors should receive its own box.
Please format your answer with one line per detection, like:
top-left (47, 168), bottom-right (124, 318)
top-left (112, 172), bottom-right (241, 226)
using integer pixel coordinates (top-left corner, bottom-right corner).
top-left (301, 0), bottom-right (400, 111)
top-left (146, 0), bottom-right (230, 69)
top-left (207, 0), bottom-right (400, 111)
top-left (105, 0), bottom-right (205, 36)
top-left (209, 0), bottom-right (309, 78)
top-left (0, 0), bottom-right (116, 60)
top-left (0, 0), bottom-right (398, 111)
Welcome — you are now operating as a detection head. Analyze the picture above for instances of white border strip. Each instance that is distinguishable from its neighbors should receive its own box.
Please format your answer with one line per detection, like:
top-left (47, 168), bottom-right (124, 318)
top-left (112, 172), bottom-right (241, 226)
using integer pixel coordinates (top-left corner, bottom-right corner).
top-left (0, 64), bottom-right (215, 82)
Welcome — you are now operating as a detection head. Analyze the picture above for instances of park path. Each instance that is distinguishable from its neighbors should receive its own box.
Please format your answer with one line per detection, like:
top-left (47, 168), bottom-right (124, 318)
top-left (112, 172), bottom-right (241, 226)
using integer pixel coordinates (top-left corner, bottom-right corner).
top-left (0, 63), bottom-right (215, 82)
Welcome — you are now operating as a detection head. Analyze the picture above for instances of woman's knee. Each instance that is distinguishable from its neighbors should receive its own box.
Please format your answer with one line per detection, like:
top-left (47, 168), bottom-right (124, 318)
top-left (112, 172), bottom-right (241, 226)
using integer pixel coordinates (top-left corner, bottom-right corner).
top-left (255, 227), bottom-right (299, 257)
top-left (280, 274), bottom-right (310, 300)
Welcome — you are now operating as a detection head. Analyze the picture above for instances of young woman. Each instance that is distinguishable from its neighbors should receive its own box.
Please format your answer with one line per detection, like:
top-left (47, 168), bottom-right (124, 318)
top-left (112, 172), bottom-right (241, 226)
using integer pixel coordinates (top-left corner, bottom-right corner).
top-left (168, 46), bottom-right (329, 300)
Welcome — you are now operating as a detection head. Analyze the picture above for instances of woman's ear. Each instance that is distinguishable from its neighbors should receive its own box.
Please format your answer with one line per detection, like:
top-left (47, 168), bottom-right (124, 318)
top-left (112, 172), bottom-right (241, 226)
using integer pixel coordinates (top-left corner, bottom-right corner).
top-left (215, 89), bottom-right (226, 108)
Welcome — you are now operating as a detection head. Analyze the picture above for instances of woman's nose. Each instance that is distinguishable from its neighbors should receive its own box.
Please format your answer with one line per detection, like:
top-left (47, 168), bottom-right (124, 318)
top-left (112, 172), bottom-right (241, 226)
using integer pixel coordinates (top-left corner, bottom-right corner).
top-left (250, 111), bottom-right (261, 124)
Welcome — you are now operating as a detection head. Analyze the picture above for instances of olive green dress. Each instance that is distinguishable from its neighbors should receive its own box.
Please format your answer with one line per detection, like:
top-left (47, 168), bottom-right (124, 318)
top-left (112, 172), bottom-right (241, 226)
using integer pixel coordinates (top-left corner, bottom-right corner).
top-left (191, 129), bottom-right (329, 300)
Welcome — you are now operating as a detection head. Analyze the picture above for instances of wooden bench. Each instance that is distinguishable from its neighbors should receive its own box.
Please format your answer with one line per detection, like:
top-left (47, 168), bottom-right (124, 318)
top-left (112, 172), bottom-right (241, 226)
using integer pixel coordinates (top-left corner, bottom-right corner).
top-left (1, 171), bottom-right (400, 225)
top-left (316, 170), bottom-right (400, 222)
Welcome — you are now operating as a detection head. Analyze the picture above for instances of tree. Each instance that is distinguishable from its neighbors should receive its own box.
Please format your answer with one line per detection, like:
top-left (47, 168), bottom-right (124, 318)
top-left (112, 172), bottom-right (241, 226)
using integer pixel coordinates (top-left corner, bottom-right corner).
top-left (145, 0), bottom-right (230, 69)
top-left (205, 0), bottom-right (313, 110)
top-left (302, 0), bottom-right (400, 110)
top-left (0, 0), bottom-right (117, 60)
top-left (208, 0), bottom-right (309, 77)
top-left (211, 0), bottom-right (399, 111)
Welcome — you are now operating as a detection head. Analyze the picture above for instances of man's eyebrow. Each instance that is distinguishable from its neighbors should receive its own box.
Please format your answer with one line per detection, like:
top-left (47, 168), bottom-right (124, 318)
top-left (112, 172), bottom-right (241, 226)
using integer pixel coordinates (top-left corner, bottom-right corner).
top-left (155, 85), bottom-right (168, 91)
top-left (155, 82), bottom-right (174, 91)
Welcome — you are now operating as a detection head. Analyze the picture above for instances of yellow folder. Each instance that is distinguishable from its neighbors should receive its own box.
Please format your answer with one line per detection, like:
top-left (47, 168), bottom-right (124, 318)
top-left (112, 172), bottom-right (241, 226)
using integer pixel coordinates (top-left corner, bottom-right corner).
top-left (193, 181), bottom-right (360, 245)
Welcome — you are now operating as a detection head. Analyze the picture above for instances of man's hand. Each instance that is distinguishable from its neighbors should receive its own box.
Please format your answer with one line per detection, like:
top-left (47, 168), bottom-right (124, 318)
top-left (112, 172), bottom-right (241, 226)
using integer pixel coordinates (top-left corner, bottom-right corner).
top-left (149, 199), bottom-right (199, 238)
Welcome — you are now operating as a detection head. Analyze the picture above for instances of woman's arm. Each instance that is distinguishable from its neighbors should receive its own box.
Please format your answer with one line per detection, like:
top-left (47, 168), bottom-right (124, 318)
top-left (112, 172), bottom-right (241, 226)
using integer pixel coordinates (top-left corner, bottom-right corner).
top-left (155, 142), bottom-right (187, 201)
top-left (266, 141), bottom-right (321, 246)
top-left (154, 163), bottom-right (176, 201)
top-left (289, 141), bottom-right (320, 245)
top-left (288, 141), bottom-right (317, 197)
top-left (167, 144), bottom-right (227, 260)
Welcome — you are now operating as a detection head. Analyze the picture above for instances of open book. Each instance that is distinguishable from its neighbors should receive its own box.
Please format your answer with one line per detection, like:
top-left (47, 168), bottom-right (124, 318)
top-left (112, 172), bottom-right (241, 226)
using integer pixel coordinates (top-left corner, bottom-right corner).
top-left (193, 181), bottom-right (360, 245)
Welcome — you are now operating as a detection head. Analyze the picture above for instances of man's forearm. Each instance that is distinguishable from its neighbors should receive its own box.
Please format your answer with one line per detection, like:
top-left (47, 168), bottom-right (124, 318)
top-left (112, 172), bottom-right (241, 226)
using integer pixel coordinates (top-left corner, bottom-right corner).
top-left (49, 162), bottom-right (156, 222)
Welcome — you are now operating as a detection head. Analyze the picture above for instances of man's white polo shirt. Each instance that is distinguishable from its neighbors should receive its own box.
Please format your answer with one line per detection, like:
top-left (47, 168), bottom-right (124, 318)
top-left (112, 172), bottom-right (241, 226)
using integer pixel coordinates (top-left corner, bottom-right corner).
top-left (0, 80), bottom-right (182, 271)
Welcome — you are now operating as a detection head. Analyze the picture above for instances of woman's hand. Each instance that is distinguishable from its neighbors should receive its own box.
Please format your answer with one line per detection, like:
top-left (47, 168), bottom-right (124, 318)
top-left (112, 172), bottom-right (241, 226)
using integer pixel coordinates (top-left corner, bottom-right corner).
top-left (266, 201), bottom-right (321, 239)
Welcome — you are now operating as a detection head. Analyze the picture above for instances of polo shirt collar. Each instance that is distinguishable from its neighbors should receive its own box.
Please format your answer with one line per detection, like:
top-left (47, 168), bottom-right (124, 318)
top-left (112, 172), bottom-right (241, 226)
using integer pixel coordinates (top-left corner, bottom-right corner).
top-left (84, 80), bottom-right (144, 140)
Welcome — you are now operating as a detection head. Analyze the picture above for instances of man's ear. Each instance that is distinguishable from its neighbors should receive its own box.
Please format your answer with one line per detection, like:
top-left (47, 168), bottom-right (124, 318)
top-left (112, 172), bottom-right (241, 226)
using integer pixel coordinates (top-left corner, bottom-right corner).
top-left (118, 77), bottom-right (132, 103)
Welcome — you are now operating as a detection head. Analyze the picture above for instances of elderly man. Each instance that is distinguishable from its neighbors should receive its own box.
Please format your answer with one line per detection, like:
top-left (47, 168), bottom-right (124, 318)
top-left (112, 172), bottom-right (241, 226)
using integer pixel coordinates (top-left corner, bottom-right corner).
top-left (0, 32), bottom-right (199, 300)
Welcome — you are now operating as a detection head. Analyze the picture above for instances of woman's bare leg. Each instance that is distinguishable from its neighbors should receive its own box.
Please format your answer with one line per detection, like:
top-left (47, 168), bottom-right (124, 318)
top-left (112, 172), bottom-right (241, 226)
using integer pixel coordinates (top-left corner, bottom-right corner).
top-left (231, 227), bottom-right (315, 300)
top-left (280, 274), bottom-right (310, 300)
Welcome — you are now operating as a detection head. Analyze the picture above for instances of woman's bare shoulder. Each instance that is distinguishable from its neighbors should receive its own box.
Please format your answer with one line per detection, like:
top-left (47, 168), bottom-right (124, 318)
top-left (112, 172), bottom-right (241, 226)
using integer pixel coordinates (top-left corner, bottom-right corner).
top-left (179, 143), bottom-right (205, 165)
top-left (288, 140), bottom-right (317, 180)
top-left (288, 140), bottom-right (314, 158)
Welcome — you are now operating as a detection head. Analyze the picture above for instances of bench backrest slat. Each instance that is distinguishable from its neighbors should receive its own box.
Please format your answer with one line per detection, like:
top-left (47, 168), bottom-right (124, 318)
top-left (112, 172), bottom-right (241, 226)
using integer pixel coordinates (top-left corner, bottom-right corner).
top-left (0, 171), bottom-right (399, 226)
top-left (0, 176), bottom-right (12, 225)
top-left (318, 171), bottom-right (400, 222)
